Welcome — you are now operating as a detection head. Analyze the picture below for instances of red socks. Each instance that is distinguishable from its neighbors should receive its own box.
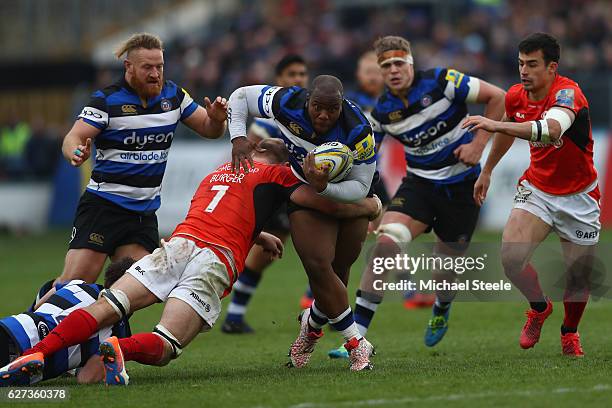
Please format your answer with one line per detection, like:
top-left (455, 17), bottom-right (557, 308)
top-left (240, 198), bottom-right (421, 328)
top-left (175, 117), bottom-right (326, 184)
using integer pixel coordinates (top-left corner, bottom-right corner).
top-left (119, 333), bottom-right (165, 365)
top-left (23, 309), bottom-right (98, 357)
top-left (511, 263), bottom-right (545, 302)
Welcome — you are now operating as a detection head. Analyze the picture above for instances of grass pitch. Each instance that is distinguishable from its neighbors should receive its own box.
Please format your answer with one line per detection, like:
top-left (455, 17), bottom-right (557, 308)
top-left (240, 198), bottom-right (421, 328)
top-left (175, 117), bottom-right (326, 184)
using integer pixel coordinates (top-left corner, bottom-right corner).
top-left (1, 230), bottom-right (611, 407)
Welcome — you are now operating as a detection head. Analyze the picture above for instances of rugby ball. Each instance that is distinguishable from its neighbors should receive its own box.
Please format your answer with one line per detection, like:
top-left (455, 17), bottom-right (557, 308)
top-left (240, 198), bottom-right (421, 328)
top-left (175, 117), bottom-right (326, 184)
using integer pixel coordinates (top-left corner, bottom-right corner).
top-left (313, 142), bottom-right (354, 183)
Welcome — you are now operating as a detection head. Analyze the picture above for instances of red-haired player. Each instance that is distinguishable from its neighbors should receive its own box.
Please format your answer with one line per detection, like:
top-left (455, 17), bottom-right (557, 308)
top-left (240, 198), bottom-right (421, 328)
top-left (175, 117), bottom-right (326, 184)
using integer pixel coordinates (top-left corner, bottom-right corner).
top-left (465, 33), bottom-right (599, 357)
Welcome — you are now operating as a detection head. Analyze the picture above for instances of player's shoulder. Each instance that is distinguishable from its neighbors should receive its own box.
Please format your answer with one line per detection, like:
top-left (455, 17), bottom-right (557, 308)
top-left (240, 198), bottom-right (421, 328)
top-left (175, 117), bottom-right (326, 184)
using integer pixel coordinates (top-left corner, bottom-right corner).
top-left (505, 83), bottom-right (525, 104)
top-left (93, 79), bottom-right (123, 99)
top-left (551, 75), bottom-right (585, 98)
top-left (275, 86), bottom-right (307, 110)
top-left (341, 98), bottom-right (371, 130)
top-left (419, 67), bottom-right (448, 86)
top-left (372, 89), bottom-right (402, 123)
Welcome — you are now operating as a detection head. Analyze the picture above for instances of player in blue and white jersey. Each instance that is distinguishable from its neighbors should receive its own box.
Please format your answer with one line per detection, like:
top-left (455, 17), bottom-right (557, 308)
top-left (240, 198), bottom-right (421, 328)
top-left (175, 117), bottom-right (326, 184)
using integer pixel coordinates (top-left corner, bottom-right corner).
top-left (30, 33), bottom-right (227, 307)
top-left (0, 259), bottom-right (133, 386)
top-left (222, 54), bottom-right (311, 334)
top-left (228, 76), bottom-right (377, 370)
top-left (348, 36), bottom-right (506, 349)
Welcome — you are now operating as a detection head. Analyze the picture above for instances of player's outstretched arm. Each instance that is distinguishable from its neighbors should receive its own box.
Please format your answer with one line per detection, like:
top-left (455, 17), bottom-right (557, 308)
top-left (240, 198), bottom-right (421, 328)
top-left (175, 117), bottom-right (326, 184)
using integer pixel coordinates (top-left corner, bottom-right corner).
top-left (462, 106), bottom-right (575, 144)
top-left (290, 184), bottom-right (382, 220)
top-left (62, 120), bottom-right (100, 167)
top-left (228, 85), bottom-right (275, 173)
top-left (182, 96), bottom-right (228, 139)
top-left (455, 79), bottom-right (506, 166)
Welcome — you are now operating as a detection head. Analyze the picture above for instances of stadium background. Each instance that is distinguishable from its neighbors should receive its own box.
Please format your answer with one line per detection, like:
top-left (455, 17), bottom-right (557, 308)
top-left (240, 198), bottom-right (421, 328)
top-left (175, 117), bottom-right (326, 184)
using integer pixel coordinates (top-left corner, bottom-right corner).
top-left (1, 0), bottom-right (611, 406)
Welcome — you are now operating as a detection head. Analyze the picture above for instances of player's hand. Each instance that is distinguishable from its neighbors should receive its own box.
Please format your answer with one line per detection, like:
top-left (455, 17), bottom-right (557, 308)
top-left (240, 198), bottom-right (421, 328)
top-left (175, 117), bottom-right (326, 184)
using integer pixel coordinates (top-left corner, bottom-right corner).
top-left (303, 152), bottom-right (329, 193)
top-left (231, 136), bottom-right (256, 174)
top-left (204, 96), bottom-right (228, 123)
top-left (473, 171), bottom-right (491, 206)
top-left (462, 115), bottom-right (499, 133)
top-left (365, 195), bottom-right (383, 221)
top-left (453, 140), bottom-right (485, 167)
top-left (256, 232), bottom-right (284, 260)
top-left (70, 138), bottom-right (92, 167)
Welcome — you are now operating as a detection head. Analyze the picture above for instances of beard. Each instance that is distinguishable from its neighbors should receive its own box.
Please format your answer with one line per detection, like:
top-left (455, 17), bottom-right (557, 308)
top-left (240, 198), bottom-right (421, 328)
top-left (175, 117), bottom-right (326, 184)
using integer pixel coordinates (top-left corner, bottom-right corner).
top-left (132, 74), bottom-right (163, 99)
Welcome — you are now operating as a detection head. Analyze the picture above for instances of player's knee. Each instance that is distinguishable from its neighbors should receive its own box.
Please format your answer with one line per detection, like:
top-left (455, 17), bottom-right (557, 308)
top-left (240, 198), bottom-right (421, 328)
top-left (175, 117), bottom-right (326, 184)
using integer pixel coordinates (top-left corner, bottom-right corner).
top-left (375, 223), bottom-right (412, 247)
top-left (99, 288), bottom-right (131, 320)
top-left (500, 247), bottom-right (526, 277)
top-left (301, 255), bottom-right (333, 277)
top-left (153, 324), bottom-right (184, 364)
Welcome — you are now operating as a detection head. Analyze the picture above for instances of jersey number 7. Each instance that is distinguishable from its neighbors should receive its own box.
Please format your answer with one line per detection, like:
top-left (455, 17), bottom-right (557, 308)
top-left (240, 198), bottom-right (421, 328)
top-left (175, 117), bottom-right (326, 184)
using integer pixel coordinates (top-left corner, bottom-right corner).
top-left (205, 185), bottom-right (229, 213)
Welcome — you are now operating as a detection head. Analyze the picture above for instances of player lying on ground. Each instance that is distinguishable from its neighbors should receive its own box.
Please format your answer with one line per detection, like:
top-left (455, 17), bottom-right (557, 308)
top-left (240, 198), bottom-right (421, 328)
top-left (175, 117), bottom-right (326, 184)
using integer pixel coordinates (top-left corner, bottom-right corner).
top-left (467, 32), bottom-right (599, 356)
top-left (0, 139), bottom-right (381, 386)
top-left (0, 259), bottom-right (133, 386)
top-left (229, 75), bottom-right (379, 371)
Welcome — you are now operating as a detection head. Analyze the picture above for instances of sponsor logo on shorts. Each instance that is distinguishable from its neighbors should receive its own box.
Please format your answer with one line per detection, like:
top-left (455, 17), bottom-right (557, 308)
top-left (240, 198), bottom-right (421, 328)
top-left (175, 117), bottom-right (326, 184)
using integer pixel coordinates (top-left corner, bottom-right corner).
top-left (190, 292), bottom-right (211, 312)
top-left (576, 230), bottom-right (599, 240)
top-left (88, 233), bottom-right (104, 246)
top-left (135, 265), bottom-right (146, 275)
top-left (514, 186), bottom-right (532, 204)
top-left (37, 321), bottom-right (50, 339)
top-left (391, 197), bottom-right (405, 207)
top-left (69, 227), bottom-right (77, 243)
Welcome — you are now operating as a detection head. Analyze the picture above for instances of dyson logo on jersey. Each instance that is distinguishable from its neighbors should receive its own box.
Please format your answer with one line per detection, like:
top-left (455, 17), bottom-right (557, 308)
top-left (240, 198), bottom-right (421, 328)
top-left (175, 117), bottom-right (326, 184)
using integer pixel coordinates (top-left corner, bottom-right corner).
top-left (124, 131), bottom-right (174, 150)
top-left (405, 121), bottom-right (448, 147)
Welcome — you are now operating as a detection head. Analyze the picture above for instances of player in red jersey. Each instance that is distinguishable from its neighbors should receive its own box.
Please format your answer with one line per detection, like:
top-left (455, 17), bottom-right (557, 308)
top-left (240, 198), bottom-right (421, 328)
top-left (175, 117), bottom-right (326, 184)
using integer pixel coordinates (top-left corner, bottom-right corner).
top-left (3, 139), bottom-right (382, 385)
top-left (464, 33), bottom-right (599, 357)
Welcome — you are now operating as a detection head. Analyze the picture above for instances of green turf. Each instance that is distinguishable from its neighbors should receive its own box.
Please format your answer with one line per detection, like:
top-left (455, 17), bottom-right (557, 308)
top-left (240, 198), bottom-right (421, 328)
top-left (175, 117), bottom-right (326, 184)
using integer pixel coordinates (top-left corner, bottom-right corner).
top-left (1, 230), bottom-right (611, 407)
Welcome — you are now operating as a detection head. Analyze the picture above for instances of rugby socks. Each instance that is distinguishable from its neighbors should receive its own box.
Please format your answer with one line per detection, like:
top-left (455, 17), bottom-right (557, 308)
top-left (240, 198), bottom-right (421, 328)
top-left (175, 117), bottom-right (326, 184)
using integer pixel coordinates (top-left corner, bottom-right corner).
top-left (507, 263), bottom-right (547, 310)
top-left (433, 297), bottom-right (451, 316)
top-left (329, 307), bottom-right (362, 341)
top-left (225, 267), bottom-right (261, 323)
top-left (562, 289), bottom-right (589, 334)
top-left (307, 301), bottom-right (327, 333)
top-left (23, 309), bottom-right (98, 357)
top-left (119, 333), bottom-right (165, 365)
top-left (353, 290), bottom-right (382, 337)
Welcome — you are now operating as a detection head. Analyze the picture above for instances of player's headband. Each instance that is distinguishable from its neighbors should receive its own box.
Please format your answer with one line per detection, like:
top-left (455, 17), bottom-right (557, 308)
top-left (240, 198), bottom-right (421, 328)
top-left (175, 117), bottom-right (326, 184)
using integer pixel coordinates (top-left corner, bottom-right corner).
top-left (378, 50), bottom-right (413, 66)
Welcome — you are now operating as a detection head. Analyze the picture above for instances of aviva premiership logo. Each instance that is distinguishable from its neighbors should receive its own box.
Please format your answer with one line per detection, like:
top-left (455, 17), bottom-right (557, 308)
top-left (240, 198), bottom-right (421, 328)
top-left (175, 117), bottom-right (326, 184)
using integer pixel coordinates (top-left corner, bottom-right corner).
top-left (388, 110), bottom-right (403, 123)
top-left (355, 133), bottom-right (375, 161)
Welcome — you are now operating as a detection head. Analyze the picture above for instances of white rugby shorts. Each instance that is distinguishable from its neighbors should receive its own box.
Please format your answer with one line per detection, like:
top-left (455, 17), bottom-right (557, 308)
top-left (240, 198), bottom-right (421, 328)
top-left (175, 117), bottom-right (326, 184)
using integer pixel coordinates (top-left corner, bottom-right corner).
top-left (127, 237), bottom-right (234, 330)
top-left (513, 179), bottom-right (601, 245)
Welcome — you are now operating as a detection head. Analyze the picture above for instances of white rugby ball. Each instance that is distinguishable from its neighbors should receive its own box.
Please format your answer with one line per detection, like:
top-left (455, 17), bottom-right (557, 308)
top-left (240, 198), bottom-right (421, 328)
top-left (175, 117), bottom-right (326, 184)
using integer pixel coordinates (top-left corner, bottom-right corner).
top-left (312, 142), bottom-right (354, 183)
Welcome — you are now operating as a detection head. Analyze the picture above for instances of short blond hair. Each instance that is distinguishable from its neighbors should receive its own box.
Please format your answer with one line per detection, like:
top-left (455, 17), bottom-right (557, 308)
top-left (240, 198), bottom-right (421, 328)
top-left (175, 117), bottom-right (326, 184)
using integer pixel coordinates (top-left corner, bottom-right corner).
top-left (373, 36), bottom-right (412, 57)
top-left (115, 33), bottom-right (163, 59)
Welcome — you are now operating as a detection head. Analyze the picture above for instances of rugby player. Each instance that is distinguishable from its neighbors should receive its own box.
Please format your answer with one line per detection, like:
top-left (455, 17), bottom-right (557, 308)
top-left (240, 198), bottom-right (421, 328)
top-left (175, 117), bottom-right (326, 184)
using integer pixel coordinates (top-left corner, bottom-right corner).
top-left (222, 54), bottom-right (310, 334)
top-left (0, 259), bottom-right (132, 386)
top-left (30, 33), bottom-right (227, 308)
top-left (229, 75), bottom-right (377, 370)
top-left (330, 35), bottom-right (505, 357)
top-left (1, 140), bottom-right (381, 385)
top-left (467, 33), bottom-right (599, 356)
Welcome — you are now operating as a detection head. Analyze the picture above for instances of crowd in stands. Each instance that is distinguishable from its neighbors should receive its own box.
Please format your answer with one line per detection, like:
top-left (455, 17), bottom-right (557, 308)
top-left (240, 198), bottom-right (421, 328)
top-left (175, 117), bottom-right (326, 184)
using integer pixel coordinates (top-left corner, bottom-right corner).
top-left (2, 0), bottom-right (611, 181)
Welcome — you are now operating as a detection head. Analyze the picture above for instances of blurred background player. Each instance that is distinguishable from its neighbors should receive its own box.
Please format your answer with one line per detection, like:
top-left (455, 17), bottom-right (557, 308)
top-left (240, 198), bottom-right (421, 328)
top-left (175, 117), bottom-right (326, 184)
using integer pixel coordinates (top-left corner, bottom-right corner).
top-left (229, 76), bottom-right (377, 370)
top-left (0, 259), bottom-right (133, 386)
top-left (30, 33), bottom-right (228, 308)
top-left (328, 35), bottom-right (505, 359)
top-left (222, 55), bottom-right (310, 334)
top-left (468, 33), bottom-right (599, 357)
top-left (3, 139), bottom-right (381, 385)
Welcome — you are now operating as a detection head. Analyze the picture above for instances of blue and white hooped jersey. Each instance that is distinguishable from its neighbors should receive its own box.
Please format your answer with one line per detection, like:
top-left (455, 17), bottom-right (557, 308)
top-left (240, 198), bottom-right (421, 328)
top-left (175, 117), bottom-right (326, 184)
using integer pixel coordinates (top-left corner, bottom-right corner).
top-left (371, 67), bottom-right (479, 184)
top-left (78, 78), bottom-right (198, 213)
top-left (256, 86), bottom-right (376, 181)
top-left (0, 280), bottom-right (130, 382)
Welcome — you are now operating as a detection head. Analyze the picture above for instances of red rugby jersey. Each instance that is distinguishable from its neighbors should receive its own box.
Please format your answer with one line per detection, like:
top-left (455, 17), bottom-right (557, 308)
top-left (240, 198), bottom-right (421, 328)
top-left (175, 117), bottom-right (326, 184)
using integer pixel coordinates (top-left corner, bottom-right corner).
top-left (171, 161), bottom-right (300, 273)
top-left (505, 74), bottom-right (597, 195)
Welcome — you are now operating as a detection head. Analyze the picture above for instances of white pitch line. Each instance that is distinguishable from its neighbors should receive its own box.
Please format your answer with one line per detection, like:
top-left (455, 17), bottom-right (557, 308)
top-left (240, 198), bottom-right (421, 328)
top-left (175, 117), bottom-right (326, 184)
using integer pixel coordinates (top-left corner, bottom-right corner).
top-left (286, 384), bottom-right (612, 408)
